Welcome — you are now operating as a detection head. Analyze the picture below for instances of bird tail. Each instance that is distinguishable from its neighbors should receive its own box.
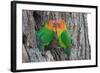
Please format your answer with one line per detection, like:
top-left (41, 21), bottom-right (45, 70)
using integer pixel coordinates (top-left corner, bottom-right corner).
top-left (63, 48), bottom-right (71, 58)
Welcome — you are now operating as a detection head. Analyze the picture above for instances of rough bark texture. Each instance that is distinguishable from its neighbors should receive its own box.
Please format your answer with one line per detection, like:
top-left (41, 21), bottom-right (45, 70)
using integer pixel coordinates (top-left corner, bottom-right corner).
top-left (22, 10), bottom-right (91, 63)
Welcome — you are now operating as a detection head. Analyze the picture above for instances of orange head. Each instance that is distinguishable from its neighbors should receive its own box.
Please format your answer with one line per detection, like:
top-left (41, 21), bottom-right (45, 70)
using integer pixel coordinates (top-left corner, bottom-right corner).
top-left (57, 19), bottom-right (67, 30)
top-left (48, 19), bottom-right (56, 32)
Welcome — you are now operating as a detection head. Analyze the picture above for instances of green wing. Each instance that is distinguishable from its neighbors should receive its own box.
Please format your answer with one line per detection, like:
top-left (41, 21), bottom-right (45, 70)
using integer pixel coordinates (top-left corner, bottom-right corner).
top-left (61, 30), bottom-right (72, 48)
top-left (61, 30), bottom-right (72, 56)
top-left (37, 27), bottom-right (54, 46)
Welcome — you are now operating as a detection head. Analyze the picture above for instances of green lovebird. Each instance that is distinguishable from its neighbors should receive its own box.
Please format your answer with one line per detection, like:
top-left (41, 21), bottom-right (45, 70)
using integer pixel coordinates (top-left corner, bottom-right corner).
top-left (56, 19), bottom-right (72, 57)
top-left (37, 20), bottom-right (56, 47)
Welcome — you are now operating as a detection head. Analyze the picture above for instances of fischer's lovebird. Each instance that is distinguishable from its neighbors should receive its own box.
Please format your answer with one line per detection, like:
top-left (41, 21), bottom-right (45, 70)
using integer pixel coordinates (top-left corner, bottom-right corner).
top-left (56, 19), bottom-right (72, 57)
top-left (37, 20), bottom-right (55, 47)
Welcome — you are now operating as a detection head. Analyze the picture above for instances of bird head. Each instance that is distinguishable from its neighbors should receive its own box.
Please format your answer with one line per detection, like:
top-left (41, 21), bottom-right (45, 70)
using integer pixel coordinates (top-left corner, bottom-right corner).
top-left (56, 19), bottom-right (68, 36)
top-left (45, 19), bottom-right (56, 32)
top-left (57, 19), bottom-right (67, 31)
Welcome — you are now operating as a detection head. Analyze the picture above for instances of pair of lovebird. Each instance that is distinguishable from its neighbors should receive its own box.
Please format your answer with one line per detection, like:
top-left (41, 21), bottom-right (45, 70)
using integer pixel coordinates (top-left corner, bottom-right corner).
top-left (37, 19), bottom-right (72, 57)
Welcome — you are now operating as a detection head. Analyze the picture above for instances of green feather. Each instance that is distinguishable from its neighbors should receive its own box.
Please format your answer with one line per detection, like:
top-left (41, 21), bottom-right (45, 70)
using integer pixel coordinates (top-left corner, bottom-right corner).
top-left (61, 30), bottom-right (72, 48)
top-left (37, 27), bottom-right (54, 46)
top-left (58, 30), bottom-right (72, 56)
